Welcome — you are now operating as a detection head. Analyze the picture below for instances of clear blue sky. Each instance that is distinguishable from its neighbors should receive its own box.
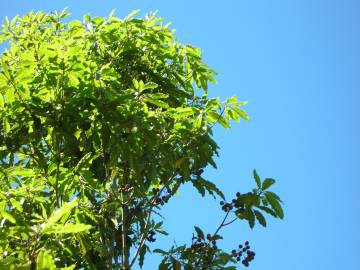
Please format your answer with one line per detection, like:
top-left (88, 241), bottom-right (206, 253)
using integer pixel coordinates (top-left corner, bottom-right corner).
top-left (1, 1), bottom-right (359, 269)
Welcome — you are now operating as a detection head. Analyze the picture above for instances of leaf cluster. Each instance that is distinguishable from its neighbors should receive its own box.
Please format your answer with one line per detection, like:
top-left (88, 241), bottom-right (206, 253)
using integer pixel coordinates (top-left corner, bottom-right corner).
top-left (0, 9), bottom-right (282, 269)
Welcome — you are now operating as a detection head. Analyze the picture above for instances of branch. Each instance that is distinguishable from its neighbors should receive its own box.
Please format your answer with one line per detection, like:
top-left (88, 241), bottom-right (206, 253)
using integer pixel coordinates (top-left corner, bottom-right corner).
top-left (208, 104), bottom-right (227, 130)
top-left (121, 164), bottom-right (130, 270)
top-left (128, 201), bottom-right (154, 268)
top-left (55, 155), bottom-right (60, 208)
top-left (129, 173), bottom-right (177, 268)
top-left (223, 217), bottom-right (237, 227)
top-left (212, 210), bottom-right (230, 238)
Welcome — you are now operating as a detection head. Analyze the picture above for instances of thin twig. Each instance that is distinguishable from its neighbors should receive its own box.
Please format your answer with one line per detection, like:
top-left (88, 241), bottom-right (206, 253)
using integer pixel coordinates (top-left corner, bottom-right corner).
top-left (212, 210), bottom-right (230, 238)
top-left (208, 104), bottom-right (227, 130)
top-left (121, 163), bottom-right (130, 270)
top-left (223, 217), bottom-right (237, 227)
top-left (129, 173), bottom-right (177, 268)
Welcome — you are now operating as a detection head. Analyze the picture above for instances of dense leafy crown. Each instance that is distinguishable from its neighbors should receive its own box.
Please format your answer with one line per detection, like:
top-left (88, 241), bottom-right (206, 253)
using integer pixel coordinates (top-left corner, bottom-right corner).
top-left (0, 9), bottom-right (283, 270)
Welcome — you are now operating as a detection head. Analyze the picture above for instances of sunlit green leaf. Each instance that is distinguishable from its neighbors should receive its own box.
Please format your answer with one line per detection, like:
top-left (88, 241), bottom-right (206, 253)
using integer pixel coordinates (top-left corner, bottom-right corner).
top-left (0, 211), bottom-right (16, 224)
top-left (36, 250), bottom-right (56, 270)
top-left (43, 223), bottom-right (92, 234)
top-left (42, 199), bottom-right (78, 232)
top-left (125, 9), bottom-right (140, 20)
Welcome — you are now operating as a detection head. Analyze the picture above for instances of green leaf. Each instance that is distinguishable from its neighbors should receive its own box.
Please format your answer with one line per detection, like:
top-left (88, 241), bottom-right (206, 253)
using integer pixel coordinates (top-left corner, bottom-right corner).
top-left (0, 211), bottom-right (16, 224)
top-left (206, 111), bottom-right (219, 123)
top-left (254, 210), bottom-right (266, 227)
top-left (253, 169), bottom-right (261, 188)
top-left (235, 192), bottom-right (259, 207)
top-left (108, 9), bottom-right (116, 18)
top-left (144, 97), bottom-right (169, 109)
top-left (217, 252), bottom-right (237, 265)
top-left (226, 96), bottom-right (238, 104)
top-left (266, 191), bottom-right (282, 202)
top-left (42, 199), bottom-right (78, 232)
top-left (171, 260), bottom-right (181, 270)
top-left (36, 250), bottom-right (56, 270)
top-left (141, 82), bottom-right (158, 91)
top-left (139, 244), bottom-right (147, 268)
top-left (233, 107), bottom-right (250, 121)
top-left (247, 208), bottom-right (255, 229)
top-left (10, 198), bottom-right (23, 212)
top-left (191, 179), bottom-right (206, 197)
top-left (133, 78), bottom-right (139, 89)
top-left (206, 111), bottom-right (230, 128)
top-left (194, 114), bottom-right (203, 129)
top-left (262, 178), bottom-right (276, 190)
top-left (125, 10), bottom-right (140, 20)
top-left (74, 152), bottom-right (100, 172)
top-left (43, 223), bottom-right (92, 234)
top-left (153, 249), bottom-right (167, 255)
top-left (265, 192), bottom-right (284, 219)
top-left (212, 234), bottom-right (223, 241)
top-left (158, 261), bottom-right (171, 270)
top-left (256, 206), bottom-right (277, 218)
top-left (155, 228), bottom-right (169, 236)
top-left (198, 178), bottom-right (225, 200)
top-left (235, 209), bottom-right (247, 220)
top-left (194, 226), bottom-right (204, 240)
top-left (154, 221), bottom-right (163, 229)
top-left (180, 159), bottom-right (191, 180)
top-left (217, 115), bottom-right (230, 128)
top-left (7, 167), bottom-right (35, 178)
top-left (171, 107), bottom-right (195, 119)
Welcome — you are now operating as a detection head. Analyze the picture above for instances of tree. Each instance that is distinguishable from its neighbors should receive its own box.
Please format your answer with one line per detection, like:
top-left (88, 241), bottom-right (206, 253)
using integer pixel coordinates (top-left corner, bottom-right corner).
top-left (0, 9), bottom-right (283, 270)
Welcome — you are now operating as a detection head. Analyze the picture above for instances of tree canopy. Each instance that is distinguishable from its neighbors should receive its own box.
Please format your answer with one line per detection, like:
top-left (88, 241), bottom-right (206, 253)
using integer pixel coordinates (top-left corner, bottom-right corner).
top-left (0, 9), bottom-right (283, 270)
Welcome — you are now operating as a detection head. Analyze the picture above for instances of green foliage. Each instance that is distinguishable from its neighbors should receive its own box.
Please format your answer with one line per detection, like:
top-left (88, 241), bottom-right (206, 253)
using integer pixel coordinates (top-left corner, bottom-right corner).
top-left (0, 9), bottom-right (283, 269)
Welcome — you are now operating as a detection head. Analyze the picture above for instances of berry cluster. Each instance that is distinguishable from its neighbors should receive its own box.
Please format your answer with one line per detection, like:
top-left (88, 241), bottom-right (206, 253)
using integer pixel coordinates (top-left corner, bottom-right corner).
top-left (146, 229), bottom-right (156, 242)
top-left (152, 188), bottom-right (160, 194)
top-left (129, 205), bottom-right (142, 215)
top-left (220, 192), bottom-right (244, 212)
top-left (152, 188), bottom-right (172, 205)
top-left (220, 200), bottom-right (233, 212)
top-left (189, 232), bottom-right (220, 268)
top-left (190, 234), bottom-right (206, 254)
top-left (120, 184), bottom-right (133, 194)
top-left (231, 241), bottom-right (255, 267)
top-left (190, 233), bottom-right (218, 255)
